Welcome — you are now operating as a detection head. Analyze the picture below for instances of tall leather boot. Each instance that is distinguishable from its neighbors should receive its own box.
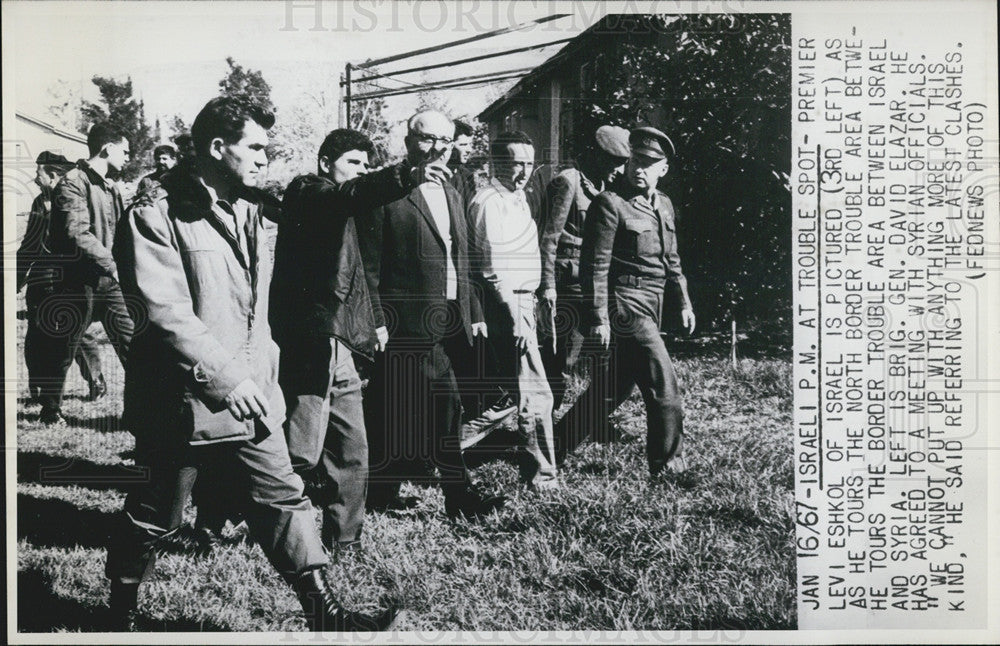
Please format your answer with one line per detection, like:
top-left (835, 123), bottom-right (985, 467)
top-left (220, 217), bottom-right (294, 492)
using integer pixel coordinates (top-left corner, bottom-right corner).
top-left (293, 568), bottom-right (400, 632)
top-left (108, 581), bottom-right (140, 631)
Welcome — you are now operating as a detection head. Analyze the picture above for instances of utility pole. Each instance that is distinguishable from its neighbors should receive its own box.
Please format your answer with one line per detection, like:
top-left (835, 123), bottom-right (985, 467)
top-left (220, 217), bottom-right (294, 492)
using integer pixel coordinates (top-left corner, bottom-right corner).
top-left (344, 62), bottom-right (352, 128)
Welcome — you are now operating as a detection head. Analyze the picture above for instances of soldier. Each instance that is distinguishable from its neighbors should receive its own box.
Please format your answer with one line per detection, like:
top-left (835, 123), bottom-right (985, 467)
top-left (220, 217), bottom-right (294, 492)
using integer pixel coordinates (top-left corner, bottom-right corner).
top-left (538, 125), bottom-right (630, 409)
top-left (555, 126), bottom-right (695, 476)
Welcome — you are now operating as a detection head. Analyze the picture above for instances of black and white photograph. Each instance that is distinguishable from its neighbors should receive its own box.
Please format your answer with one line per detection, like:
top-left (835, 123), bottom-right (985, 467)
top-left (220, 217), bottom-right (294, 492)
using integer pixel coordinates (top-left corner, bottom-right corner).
top-left (3, 0), bottom-right (996, 642)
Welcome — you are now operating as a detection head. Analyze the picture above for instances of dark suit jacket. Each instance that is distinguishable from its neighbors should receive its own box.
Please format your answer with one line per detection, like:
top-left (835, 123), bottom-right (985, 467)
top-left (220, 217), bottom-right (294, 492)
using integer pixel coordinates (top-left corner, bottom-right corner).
top-left (270, 164), bottom-right (413, 359)
top-left (359, 181), bottom-right (483, 344)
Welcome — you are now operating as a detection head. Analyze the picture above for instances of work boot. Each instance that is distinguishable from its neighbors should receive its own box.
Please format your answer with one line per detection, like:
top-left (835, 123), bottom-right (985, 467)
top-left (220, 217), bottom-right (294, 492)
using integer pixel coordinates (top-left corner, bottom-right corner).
top-left (293, 568), bottom-right (400, 632)
top-left (108, 581), bottom-right (140, 632)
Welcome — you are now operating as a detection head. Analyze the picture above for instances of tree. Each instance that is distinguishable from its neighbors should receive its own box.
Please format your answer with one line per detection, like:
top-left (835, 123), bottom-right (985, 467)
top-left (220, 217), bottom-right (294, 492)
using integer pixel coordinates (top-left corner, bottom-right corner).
top-left (218, 56), bottom-right (274, 110)
top-left (79, 76), bottom-right (155, 181)
top-left (576, 13), bottom-right (791, 339)
top-left (46, 80), bottom-right (82, 131)
top-left (167, 113), bottom-right (188, 138)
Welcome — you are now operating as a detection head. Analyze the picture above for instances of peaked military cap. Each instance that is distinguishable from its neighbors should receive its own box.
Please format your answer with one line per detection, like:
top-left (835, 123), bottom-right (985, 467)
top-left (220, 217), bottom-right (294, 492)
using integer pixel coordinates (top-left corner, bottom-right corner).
top-left (629, 126), bottom-right (676, 160)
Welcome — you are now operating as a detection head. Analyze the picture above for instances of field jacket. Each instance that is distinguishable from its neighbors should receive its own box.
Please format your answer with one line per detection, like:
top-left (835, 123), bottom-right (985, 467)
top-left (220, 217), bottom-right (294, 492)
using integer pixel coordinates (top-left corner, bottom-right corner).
top-left (114, 167), bottom-right (284, 444)
top-left (49, 160), bottom-right (125, 287)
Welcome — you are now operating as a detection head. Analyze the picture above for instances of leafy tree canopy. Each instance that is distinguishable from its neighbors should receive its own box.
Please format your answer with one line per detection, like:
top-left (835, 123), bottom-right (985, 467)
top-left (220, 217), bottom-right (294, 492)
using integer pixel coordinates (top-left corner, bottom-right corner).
top-left (79, 75), bottom-right (154, 181)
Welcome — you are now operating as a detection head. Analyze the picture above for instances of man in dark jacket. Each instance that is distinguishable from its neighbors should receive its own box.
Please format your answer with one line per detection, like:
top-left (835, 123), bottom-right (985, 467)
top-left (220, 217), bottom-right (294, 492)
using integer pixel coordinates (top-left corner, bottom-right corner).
top-left (271, 128), bottom-right (449, 549)
top-left (18, 151), bottom-right (106, 404)
top-left (359, 109), bottom-right (503, 519)
top-left (136, 143), bottom-right (177, 194)
top-left (44, 123), bottom-right (134, 425)
top-left (537, 125), bottom-right (630, 408)
top-left (107, 97), bottom-right (396, 632)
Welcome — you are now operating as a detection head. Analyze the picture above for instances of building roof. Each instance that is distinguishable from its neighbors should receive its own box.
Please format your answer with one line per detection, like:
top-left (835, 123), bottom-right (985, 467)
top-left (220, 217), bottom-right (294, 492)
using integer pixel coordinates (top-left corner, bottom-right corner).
top-left (15, 110), bottom-right (88, 145)
top-left (477, 14), bottom-right (657, 121)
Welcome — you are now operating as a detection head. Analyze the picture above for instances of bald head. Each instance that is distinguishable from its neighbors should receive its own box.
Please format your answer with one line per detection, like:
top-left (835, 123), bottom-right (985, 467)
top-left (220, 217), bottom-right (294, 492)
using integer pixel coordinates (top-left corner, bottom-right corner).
top-left (405, 110), bottom-right (455, 166)
top-left (407, 110), bottom-right (455, 136)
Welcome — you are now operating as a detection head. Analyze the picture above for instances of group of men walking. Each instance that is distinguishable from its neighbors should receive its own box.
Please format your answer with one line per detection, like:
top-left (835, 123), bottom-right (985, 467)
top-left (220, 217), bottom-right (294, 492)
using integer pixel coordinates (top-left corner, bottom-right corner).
top-left (17, 95), bottom-right (695, 632)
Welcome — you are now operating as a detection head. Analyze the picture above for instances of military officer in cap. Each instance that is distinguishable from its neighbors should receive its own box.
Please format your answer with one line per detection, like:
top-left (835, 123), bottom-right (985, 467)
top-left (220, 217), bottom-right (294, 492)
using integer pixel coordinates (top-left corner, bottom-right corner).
top-left (553, 126), bottom-right (694, 476)
top-left (538, 125), bottom-right (630, 408)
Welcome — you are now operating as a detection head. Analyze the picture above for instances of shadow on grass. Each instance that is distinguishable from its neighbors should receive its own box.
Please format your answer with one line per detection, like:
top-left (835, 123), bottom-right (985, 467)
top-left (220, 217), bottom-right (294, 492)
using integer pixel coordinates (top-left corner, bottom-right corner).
top-left (17, 569), bottom-right (229, 632)
top-left (18, 452), bottom-right (148, 492)
top-left (17, 494), bottom-right (116, 549)
top-left (18, 410), bottom-right (124, 433)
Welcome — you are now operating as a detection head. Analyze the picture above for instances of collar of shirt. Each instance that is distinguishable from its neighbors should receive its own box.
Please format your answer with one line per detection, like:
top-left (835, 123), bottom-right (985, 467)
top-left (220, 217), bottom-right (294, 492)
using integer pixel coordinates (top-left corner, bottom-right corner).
top-left (628, 190), bottom-right (660, 213)
top-left (489, 178), bottom-right (529, 208)
top-left (78, 160), bottom-right (110, 190)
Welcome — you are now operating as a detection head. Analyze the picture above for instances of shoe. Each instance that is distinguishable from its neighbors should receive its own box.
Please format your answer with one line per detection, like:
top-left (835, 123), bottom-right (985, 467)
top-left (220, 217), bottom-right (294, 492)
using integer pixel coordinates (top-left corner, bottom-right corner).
top-left (87, 378), bottom-right (108, 401)
top-left (481, 392), bottom-right (517, 422)
top-left (461, 394), bottom-right (518, 450)
top-left (293, 568), bottom-right (400, 632)
top-left (444, 484), bottom-right (506, 520)
top-left (39, 409), bottom-right (66, 427)
top-left (154, 523), bottom-right (217, 556)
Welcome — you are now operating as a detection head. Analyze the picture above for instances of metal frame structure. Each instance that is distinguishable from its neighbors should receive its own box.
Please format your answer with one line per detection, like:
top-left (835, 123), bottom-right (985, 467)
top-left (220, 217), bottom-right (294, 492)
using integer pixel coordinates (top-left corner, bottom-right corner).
top-left (340, 13), bottom-right (570, 127)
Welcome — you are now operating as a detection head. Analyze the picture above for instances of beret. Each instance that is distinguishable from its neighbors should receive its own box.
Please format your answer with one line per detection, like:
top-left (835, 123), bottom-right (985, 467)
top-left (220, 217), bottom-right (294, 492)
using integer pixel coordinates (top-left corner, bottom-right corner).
top-left (35, 150), bottom-right (71, 167)
top-left (594, 125), bottom-right (631, 158)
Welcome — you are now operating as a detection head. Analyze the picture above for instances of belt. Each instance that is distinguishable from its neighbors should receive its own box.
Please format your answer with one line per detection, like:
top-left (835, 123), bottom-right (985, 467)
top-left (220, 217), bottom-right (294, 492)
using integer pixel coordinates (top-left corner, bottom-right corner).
top-left (615, 275), bottom-right (662, 289)
top-left (513, 289), bottom-right (536, 294)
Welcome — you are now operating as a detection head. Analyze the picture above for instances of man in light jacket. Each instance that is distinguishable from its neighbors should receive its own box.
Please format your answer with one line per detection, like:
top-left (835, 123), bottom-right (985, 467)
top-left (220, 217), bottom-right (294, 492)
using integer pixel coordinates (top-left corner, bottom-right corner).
top-left (107, 97), bottom-right (397, 632)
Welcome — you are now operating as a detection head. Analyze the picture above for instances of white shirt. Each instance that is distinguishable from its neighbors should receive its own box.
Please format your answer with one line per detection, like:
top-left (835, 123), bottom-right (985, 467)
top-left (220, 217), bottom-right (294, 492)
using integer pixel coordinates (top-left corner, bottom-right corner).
top-left (469, 178), bottom-right (541, 327)
top-left (419, 182), bottom-right (457, 300)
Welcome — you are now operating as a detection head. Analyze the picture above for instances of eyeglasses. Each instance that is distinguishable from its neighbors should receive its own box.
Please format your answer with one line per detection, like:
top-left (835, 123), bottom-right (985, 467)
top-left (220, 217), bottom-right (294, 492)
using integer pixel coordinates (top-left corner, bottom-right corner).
top-left (414, 133), bottom-right (453, 146)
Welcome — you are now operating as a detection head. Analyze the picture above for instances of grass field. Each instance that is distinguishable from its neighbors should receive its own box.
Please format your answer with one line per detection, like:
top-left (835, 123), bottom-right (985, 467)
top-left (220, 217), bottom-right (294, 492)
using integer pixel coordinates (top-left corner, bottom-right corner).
top-left (14, 318), bottom-right (795, 633)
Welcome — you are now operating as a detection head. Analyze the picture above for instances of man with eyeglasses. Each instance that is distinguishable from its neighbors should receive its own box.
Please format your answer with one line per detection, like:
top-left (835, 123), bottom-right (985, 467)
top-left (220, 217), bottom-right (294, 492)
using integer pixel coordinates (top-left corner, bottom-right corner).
top-left (44, 122), bottom-right (135, 425)
top-left (359, 109), bottom-right (503, 519)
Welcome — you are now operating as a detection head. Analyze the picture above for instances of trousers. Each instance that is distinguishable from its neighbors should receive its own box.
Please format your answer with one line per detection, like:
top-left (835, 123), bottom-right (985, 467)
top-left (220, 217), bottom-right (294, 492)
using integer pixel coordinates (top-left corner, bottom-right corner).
top-left (554, 286), bottom-right (684, 472)
top-left (281, 336), bottom-right (368, 545)
top-left (25, 284), bottom-right (104, 397)
top-left (38, 278), bottom-right (132, 414)
top-left (483, 292), bottom-right (558, 487)
top-left (539, 288), bottom-right (587, 410)
top-left (364, 302), bottom-right (472, 504)
top-left (106, 423), bottom-right (327, 585)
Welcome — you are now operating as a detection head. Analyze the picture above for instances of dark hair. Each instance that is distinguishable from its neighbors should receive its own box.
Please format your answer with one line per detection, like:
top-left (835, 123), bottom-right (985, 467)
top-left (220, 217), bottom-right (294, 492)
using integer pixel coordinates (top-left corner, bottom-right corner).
top-left (153, 144), bottom-right (177, 158)
top-left (453, 119), bottom-right (474, 138)
top-left (191, 97), bottom-right (275, 157)
top-left (87, 122), bottom-right (127, 157)
top-left (317, 129), bottom-right (375, 168)
top-left (490, 130), bottom-right (533, 160)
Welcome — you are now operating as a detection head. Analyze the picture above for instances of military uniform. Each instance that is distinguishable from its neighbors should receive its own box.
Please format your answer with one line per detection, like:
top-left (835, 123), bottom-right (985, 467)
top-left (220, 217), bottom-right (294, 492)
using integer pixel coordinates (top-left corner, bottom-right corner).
top-left (554, 127), bottom-right (691, 475)
top-left (538, 126), bottom-right (630, 408)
